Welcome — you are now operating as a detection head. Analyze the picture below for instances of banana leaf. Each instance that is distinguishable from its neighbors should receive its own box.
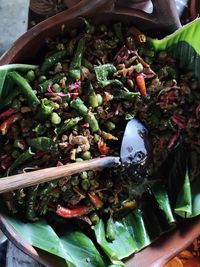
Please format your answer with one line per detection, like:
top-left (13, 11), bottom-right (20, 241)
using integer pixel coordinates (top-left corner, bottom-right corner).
top-left (6, 216), bottom-right (106, 267)
top-left (1, 19), bottom-right (200, 267)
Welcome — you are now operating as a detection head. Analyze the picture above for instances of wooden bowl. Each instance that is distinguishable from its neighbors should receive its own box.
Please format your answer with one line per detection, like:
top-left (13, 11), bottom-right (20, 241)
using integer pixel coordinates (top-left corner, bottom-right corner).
top-left (0, 1), bottom-right (199, 266)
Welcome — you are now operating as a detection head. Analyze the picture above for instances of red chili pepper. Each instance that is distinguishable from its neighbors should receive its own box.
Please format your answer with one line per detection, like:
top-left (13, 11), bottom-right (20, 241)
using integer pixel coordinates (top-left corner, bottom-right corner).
top-left (0, 108), bottom-right (17, 120)
top-left (56, 204), bottom-right (89, 218)
top-left (98, 139), bottom-right (109, 156)
top-left (0, 113), bottom-right (21, 135)
top-left (136, 74), bottom-right (147, 96)
top-left (88, 192), bottom-right (103, 209)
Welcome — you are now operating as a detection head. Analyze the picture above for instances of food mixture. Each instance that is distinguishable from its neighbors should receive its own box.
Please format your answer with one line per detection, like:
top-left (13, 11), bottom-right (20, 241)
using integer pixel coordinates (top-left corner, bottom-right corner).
top-left (0, 19), bottom-right (199, 228)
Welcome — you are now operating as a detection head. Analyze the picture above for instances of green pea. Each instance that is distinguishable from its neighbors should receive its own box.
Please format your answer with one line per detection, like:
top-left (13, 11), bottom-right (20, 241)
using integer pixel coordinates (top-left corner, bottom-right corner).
top-left (81, 179), bottom-right (90, 191)
top-left (90, 179), bottom-right (99, 189)
top-left (52, 83), bottom-right (61, 92)
top-left (94, 134), bottom-right (100, 143)
top-left (80, 171), bottom-right (88, 179)
top-left (26, 70), bottom-right (35, 82)
top-left (71, 175), bottom-right (79, 186)
top-left (38, 75), bottom-right (47, 83)
top-left (87, 170), bottom-right (94, 179)
top-left (81, 151), bottom-right (92, 160)
top-left (106, 121), bottom-right (116, 131)
top-left (134, 63), bottom-right (143, 73)
top-left (96, 94), bottom-right (103, 106)
top-left (50, 112), bottom-right (61, 125)
top-left (90, 213), bottom-right (100, 224)
top-left (75, 158), bottom-right (84, 162)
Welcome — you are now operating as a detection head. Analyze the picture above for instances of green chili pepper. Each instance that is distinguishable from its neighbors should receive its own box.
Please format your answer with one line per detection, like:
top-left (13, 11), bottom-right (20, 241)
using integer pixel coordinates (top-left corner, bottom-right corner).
top-left (69, 38), bottom-right (85, 79)
top-left (38, 73), bottom-right (65, 93)
top-left (113, 89), bottom-right (140, 100)
top-left (35, 99), bottom-right (54, 121)
top-left (94, 64), bottom-right (123, 88)
top-left (28, 137), bottom-right (58, 154)
top-left (70, 98), bottom-right (99, 132)
top-left (32, 137), bottom-right (59, 154)
top-left (106, 217), bottom-right (116, 241)
top-left (113, 22), bottom-right (124, 42)
top-left (85, 81), bottom-right (98, 108)
top-left (8, 71), bottom-right (40, 108)
top-left (55, 116), bottom-right (82, 135)
top-left (26, 185), bottom-right (39, 221)
top-left (40, 50), bottom-right (67, 73)
top-left (8, 147), bottom-right (35, 175)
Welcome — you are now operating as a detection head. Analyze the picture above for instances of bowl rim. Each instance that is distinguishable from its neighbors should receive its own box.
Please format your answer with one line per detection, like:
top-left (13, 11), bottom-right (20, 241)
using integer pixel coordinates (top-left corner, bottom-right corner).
top-left (0, 5), bottom-right (199, 267)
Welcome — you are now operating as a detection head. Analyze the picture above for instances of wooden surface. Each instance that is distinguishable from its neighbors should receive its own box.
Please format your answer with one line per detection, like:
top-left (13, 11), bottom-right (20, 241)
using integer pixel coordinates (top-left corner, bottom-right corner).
top-left (0, 157), bottom-right (120, 193)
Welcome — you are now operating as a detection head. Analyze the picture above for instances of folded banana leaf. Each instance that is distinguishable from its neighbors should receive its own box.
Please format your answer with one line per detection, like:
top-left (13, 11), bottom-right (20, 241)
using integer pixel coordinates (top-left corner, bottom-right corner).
top-left (1, 19), bottom-right (200, 266)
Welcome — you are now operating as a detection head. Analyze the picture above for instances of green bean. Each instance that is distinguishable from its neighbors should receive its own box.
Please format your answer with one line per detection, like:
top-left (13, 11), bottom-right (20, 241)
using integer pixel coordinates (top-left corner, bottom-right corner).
top-left (8, 147), bottom-right (35, 175)
top-left (28, 137), bottom-right (58, 154)
top-left (69, 38), bottom-right (85, 79)
top-left (40, 50), bottom-right (67, 73)
top-left (8, 71), bottom-right (40, 109)
top-left (70, 98), bottom-right (99, 132)
top-left (26, 185), bottom-right (39, 221)
top-left (55, 117), bottom-right (82, 135)
top-left (106, 217), bottom-right (116, 241)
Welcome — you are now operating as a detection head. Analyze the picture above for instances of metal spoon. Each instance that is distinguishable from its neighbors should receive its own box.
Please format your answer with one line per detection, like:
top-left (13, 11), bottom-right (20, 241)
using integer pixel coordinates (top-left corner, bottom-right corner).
top-left (0, 118), bottom-right (150, 194)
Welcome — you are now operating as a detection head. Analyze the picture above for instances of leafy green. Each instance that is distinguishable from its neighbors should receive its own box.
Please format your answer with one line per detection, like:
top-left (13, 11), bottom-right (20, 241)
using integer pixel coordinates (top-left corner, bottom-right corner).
top-left (6, 216), bottom-right (105, 267)
top-left (0, 64), bottom-right (38, 99)
top-left (175, 168), bottom-right (192, 217)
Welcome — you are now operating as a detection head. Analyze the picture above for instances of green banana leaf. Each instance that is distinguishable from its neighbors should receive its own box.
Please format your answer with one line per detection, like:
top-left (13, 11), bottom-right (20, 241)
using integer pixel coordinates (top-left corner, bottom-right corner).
top-left (1, 19), bottom-right (200, 267)
top-left (6, 216), bottom-right (106, 267)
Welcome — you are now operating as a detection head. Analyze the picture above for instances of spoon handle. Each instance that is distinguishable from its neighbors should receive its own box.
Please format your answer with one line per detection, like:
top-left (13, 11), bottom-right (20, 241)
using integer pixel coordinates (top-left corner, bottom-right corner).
top-left (0, 156), bottom-right (120, 194)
